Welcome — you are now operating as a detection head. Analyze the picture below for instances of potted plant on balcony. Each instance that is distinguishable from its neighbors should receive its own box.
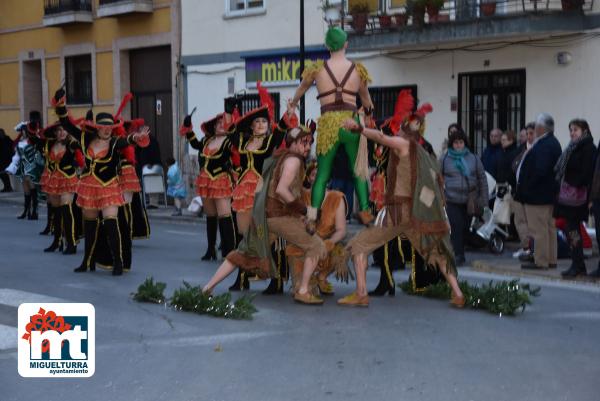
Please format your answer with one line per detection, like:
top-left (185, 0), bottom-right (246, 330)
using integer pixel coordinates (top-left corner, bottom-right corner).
top-left (379, 11), bottom-right (393, 28)
top-left (407, 0), bottom-right (426, 28)
top-left (425, 0), bottom-right (444, 23)
top-left (349, 0), bottom-right (371, 33)
top-left (561, 0), bottom-right (584, 10)
top-left (480, 0), bottom-right (497, 16)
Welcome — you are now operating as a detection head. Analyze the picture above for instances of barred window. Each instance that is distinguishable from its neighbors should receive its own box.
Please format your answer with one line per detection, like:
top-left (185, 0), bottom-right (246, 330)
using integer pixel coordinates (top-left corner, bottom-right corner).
top-left (65, 55), bottom-right (92, 105)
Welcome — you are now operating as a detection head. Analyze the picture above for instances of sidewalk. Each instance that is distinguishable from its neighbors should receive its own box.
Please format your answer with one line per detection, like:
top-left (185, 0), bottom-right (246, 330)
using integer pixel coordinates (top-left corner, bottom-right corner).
top-left (2, 190), bottom-right (599, 285)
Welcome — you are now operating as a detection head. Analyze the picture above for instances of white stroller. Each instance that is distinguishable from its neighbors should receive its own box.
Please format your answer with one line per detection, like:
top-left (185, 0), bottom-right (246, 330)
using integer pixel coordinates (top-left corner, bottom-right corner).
top-left (468, 173), bottom-right (510, 254)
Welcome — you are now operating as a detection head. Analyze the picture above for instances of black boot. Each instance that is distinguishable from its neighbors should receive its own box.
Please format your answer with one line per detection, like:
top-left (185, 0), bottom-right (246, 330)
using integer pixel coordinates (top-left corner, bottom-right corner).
top-left (263, 242), bottom-right (286, 295)
top-left (201, 215), bottom-right (218, 261)
top-left (44, 206), bottom-right (62, 253)
top-left (61, 204), bottom-right (77, 254)
top-left (562, 232), bottom-right (587, 278)
top-left (218, 215), bottom-right (248, 291)
top-left (589, 262), bottom-right (600, 278)
top-left (120, 206), bottom-right (132, 271)
top-left (28, 188), bottom-right (38, 220)
top-left (369, 242), bottom-right (396, 296)
top-left (17, 194), bottom-right (31, 219)
top-left (39, 203), bottom-right (53, 235)
top-left (74, 218), bottom-right (99, 272)
top-left (103, 217), bottom-right (124, 276)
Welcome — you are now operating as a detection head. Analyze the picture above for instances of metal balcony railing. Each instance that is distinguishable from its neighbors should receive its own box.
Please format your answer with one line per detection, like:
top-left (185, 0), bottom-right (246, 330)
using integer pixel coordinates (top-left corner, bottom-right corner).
top-left (43, 0), bottom-right (92, 16)
top-left (342, 0), bottom-right (594, 34)
top-left (98, 0), bottom-right (147, 5)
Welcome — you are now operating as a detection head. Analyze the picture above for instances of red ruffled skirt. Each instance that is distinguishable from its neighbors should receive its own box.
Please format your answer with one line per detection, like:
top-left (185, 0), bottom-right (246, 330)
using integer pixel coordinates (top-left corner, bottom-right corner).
top-left (76, 175), bottom-right (125, 209)
top-left (41, 169), bottom-right (79, 195)
top-left (232, 169), bottom-right (261, 212)
top-left (195, 170), bottom-right (232, 199)
top-left (370, 172), bottom-right (386, 211)
top-left (119, 165), bottom-right (142, 193)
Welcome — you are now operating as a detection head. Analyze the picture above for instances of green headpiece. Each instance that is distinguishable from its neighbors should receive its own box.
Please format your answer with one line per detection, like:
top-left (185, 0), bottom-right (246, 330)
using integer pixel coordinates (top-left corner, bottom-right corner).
top-left (325, 26), bottom-right (347, 52)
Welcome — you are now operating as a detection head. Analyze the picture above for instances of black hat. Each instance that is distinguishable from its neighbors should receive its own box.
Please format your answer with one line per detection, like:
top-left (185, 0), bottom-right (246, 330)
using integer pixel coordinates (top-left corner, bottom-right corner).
top-left (201, 113), bottom-right (225, 137)
top-left (27, 110), bottom-right (42, 133)
top-left (235, 106), bottom-right (270, 135)
top-left (96, 112), bottom-right (115, 126)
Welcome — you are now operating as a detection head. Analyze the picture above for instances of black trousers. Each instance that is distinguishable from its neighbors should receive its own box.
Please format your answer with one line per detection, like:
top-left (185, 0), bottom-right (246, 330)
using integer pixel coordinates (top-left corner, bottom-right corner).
top-left (446, 202), bottom-right (468, 259)
top-left (0, 172), bottom-right (11, 191)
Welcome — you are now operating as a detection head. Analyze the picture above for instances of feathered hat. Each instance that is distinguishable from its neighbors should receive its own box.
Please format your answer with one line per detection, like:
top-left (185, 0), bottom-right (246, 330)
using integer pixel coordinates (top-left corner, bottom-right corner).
top-left (235, 81), bottom-right (274, 135)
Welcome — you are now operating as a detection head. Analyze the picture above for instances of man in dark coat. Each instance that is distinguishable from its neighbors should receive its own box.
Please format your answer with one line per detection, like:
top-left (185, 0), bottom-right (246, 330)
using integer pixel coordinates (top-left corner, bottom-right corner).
top-left (0, 128), bottom-right (14, 192)
top-left (481, 128), bottom-right (503, 180)
top-left (516, 113), bottom-right (562, 270)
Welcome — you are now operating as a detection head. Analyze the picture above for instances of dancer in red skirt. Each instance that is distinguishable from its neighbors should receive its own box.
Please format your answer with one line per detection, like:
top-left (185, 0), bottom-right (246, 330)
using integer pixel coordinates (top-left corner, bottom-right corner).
top-left (227, 87), bottom-right (297, 292)
top-left (180, 101), bottom-right (238, 268)
top-left (53, 88), bottom-right (149, 276)
top-left (36, 121), bottom-right (84, 254)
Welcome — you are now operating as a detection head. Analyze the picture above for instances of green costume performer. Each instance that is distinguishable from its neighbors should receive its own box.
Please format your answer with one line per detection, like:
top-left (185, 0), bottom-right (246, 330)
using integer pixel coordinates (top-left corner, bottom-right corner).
top-left (293, 27), bottom-right (374, 224)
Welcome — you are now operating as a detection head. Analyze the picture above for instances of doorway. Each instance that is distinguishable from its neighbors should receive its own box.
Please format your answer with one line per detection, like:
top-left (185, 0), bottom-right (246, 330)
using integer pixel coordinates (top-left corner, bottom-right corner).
top-left (458, 69), bottom-right (526, 155)
top-left (22, 60), bottom-right (43, 124)
top-left (129, 46), bottom-right (172, 167)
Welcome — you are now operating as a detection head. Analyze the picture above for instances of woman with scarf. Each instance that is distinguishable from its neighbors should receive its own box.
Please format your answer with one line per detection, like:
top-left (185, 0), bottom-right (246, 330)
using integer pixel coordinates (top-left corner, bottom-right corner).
top-left (554, 119), bottom-right (596, 278)
top-left (441, 130), bottom-right (488, 265)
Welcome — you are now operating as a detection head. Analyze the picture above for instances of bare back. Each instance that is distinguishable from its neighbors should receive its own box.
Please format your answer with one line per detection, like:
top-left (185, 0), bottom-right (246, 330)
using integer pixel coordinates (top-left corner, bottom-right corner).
top-left (314, 58), bottom-right (361, 109)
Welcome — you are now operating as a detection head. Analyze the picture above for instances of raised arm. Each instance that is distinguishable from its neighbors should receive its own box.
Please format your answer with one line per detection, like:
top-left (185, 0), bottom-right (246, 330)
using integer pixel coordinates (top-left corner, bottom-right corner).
top-left (53, 88), bottom-right (83, 140)
top-left (115, 126), bottom-right (150, 150)
top-left (342, 119), bottom-right (409, 152)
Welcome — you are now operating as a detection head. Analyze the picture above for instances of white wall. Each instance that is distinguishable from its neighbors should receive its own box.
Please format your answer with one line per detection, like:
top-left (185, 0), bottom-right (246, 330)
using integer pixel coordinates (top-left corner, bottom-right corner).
top-left (182, 0), bottom-right (328, 56)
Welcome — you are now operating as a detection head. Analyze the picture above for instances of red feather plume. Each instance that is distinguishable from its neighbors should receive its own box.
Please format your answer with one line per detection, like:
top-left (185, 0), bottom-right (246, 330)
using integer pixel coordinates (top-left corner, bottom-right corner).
top-left (256, 81), bottom-right (274, 123)
top-left (121, 145), bottom-right (136, 164)
top-left (230, 146), bottom-right (241, 168)
top-left (389, 89), bottom-right (414, 135)
top-left (115, 92), bottom-right (134, 119)
top-left (416, 103), bottom-right (433, 117)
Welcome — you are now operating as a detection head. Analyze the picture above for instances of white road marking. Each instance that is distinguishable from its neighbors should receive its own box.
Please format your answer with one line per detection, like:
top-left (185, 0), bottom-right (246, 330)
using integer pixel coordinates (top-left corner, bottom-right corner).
top-left (164, 230), bottom-right (200, 236)
top-left (0, 289), bottom-right (66, 308)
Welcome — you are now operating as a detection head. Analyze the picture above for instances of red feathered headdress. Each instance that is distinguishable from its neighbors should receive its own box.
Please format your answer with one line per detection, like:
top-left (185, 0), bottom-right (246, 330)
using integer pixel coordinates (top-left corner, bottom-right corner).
top-left (385, 89), bottom-right (414, 135)
top-left (257, 81), bottom-right (275, 125)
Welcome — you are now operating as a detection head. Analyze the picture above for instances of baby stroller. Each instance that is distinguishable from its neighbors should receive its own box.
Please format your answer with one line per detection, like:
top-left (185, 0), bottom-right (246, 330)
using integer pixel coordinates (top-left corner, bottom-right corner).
top-left (467, 174), bottom-right (510, 254)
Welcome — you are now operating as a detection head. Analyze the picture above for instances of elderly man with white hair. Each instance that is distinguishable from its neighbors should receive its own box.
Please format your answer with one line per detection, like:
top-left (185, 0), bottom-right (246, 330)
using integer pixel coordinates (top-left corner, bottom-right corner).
top-left (515, 113), bottom-right (562, 270)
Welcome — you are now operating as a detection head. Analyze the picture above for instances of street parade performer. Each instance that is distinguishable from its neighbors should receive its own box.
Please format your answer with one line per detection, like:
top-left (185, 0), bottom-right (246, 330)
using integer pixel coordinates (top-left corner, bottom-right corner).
top-left (226, 85), bottom-right (297, 292)
top-left (202, 126), bottom-right (329, 305)
top-left (338, 97), bottom-right (465, 308)
top-left (287, 158), bottom-right (349, 298)
top-left (35, 119), bottom-right (84, 254)
top-left (53, 87), bottom-right (150, 276)
top-left (7, 113), bottom-right (44, 220)
top-left (290, 26), bottom-right (375, 226)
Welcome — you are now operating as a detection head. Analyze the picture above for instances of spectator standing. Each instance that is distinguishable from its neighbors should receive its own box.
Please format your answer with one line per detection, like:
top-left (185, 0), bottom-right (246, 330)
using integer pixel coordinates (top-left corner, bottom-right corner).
top-left (554, 119), bottom-right (596, 278)
top-left (516, 113), bottom-right (562, 270)
top-left (517, 127), bottom-right (527, 146)
top-left (588, 134), bottom-right (600, 278)
top-left (511, 122), bottom-right (536, 258)
top-left (495, 130), bottom-right (519, 189)
top-left (481, 128), bottom-right (503, 180)
top-left (441, 130), bottom-right (489, 265)
top-left (0, 128), bottom-right (14, 192)
top-left (166, 157), bottom-right (187, 216)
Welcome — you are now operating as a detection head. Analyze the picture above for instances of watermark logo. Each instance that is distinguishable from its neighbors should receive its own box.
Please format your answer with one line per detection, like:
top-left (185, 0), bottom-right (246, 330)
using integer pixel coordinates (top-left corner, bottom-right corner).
top-left (18, 303), bottom-right (95, 377)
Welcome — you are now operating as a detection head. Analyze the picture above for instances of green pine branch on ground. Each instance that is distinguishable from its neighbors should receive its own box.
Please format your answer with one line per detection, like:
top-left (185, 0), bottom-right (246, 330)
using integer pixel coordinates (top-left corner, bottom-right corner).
top-left (399, 278), bottom-right (541, 316)
top-left (132, 278), bottom-right (258, 320)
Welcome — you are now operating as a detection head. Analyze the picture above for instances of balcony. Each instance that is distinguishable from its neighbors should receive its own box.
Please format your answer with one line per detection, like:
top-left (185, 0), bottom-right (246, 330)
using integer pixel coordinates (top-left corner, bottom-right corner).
top-left (43, 0), bottom-right (93, 26)
top-left (342, 0), bottom-right (599, 50)
top-left (97, 0), bottom-right (154, 18)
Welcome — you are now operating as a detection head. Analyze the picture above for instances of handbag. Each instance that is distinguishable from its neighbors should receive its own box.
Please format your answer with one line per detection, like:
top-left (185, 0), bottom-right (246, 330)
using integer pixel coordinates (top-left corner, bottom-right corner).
top-left (557, 180), bottom-right (588, 207)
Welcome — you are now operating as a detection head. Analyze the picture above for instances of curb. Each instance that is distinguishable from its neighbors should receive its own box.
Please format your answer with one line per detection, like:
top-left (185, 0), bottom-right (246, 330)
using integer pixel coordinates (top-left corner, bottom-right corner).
top-left (471, 259), bottom-right (600, 287)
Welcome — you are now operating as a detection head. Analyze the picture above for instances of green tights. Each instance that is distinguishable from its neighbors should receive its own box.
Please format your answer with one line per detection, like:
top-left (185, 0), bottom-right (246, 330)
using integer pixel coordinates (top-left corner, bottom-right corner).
top-left (311, 127), bottom-right (370, 211)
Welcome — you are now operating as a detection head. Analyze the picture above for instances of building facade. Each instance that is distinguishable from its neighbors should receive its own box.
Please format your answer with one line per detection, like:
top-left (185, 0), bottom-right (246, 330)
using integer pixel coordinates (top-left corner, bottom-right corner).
top-left (0, 0), bottom-right (181, 167)
top-left (181, 0), bottom-right (600, 157)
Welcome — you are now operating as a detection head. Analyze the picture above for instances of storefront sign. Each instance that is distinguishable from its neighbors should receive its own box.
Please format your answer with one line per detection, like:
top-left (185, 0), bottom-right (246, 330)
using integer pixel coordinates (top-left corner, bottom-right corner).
top-left (245, 51), bottom-right (329, 88)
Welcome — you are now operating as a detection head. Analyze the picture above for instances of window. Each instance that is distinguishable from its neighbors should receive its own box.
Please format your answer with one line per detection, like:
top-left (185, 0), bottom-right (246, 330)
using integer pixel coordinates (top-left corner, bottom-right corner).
top-left (367, 85), bottom-right (417, 122)
top-left (236, 92), bottom-right (280, 121)
top-left (65, 55), bottom-right (92, 104)
top-left (458, 69), bottom-right (526, 155)
top-left (226, 0), bottom-right (265, 16)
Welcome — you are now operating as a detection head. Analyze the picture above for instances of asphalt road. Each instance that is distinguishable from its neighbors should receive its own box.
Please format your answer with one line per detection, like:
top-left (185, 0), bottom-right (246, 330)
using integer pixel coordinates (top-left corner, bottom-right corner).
top-left (0, 202), bottom-right (599, 401)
